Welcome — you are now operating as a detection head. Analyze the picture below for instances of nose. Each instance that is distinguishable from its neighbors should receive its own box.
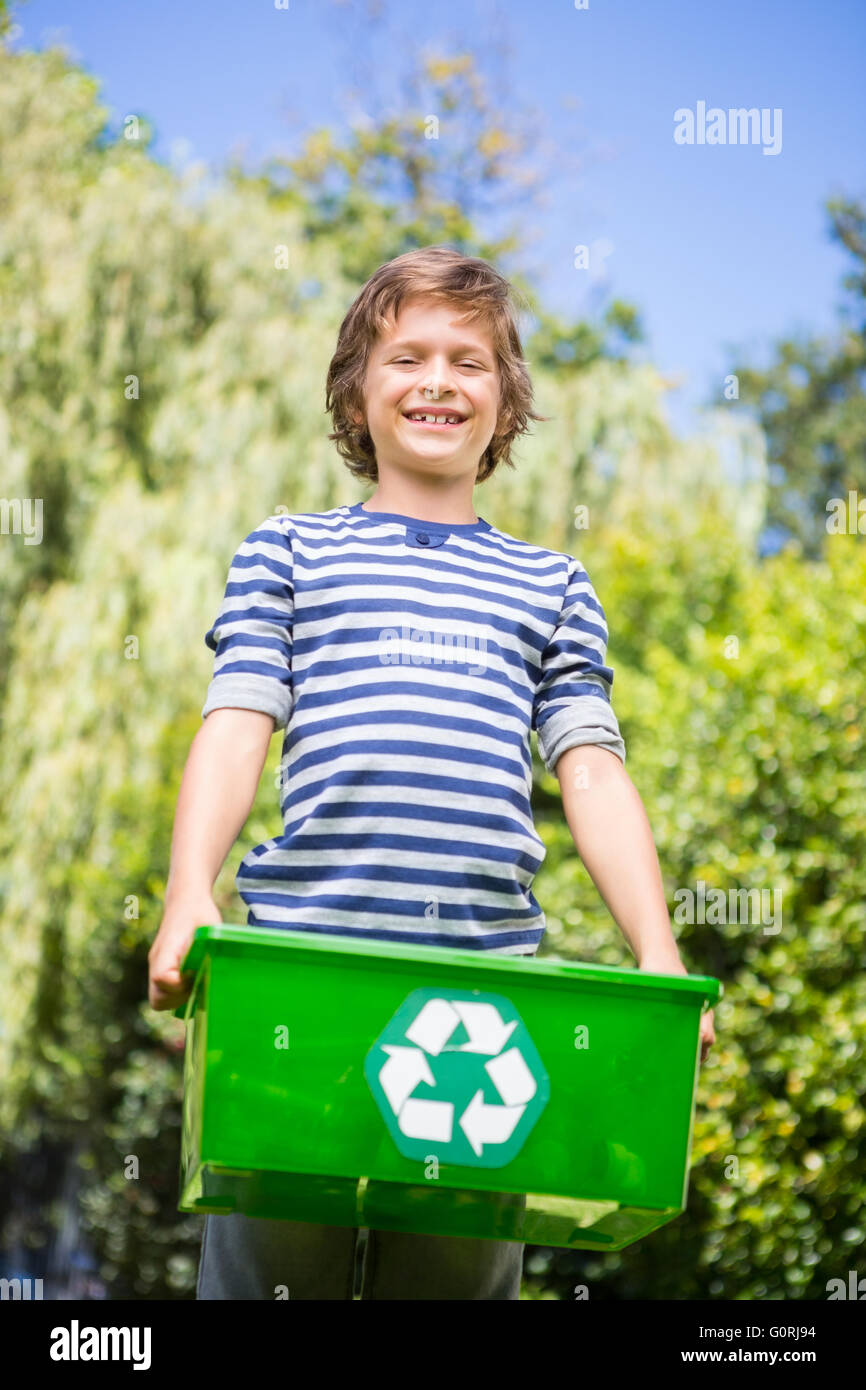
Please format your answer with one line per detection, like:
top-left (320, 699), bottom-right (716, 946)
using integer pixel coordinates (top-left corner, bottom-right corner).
top-left (422, 357), bottom-right (458, 401)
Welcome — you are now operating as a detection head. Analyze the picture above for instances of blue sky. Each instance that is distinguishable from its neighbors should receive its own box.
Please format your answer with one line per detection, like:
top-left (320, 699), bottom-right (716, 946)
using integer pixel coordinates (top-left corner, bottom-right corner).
top-left (10, 0), bottom-right (865, 437)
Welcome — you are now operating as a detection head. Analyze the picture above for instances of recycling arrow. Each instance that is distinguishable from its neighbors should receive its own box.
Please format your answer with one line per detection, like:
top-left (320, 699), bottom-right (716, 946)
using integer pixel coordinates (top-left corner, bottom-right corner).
top-left (379, 1045), bottom-right (435, 1113)
top-left (379, 1045), bottom-right (454, 1142)
top-left (459, 1090), bottom-right (525, 1156)
top-left (405, 997), bottom-right (519, 1057)
top-left (365, 988), bottom-right (550, 1169)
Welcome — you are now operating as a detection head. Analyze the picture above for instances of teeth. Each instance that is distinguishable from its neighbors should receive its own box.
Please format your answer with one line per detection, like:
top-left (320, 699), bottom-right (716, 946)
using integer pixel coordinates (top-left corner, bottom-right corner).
top-left (407, 413), bottom-right (462, 424)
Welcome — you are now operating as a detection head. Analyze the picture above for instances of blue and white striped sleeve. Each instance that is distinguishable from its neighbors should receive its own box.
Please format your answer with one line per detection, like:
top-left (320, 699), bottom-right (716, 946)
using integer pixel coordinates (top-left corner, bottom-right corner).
top-left (201, 516), bottom-right (294, 730)
top-left (532, 558), bottom-right (626, 774)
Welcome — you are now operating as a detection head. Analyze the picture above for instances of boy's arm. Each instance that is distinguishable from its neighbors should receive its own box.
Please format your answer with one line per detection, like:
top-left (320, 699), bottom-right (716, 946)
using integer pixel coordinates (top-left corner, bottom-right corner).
top-left (163, 707), bottom-right (275, 901)
top-left (553, 743), bottom-right (684, 970)
top-left (148, 707), bottom-right (275, 1011)
top-left (554, 743), bottom-right (715, 1062)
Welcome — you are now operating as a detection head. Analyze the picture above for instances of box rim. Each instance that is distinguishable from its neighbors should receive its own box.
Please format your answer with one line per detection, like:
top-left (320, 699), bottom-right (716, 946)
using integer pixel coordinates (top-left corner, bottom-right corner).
top-left (179, 922), bottom-right (722, 1004)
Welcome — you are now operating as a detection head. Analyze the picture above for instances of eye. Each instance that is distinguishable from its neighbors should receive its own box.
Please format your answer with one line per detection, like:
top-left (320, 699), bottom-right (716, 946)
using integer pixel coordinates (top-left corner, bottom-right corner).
top-left (392, 358), bottom-right (484, 368)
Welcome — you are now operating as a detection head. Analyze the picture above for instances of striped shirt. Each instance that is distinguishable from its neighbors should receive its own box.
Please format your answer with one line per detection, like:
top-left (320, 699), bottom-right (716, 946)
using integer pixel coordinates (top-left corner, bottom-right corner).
top-left (201, 503), bottom-right (626, 955)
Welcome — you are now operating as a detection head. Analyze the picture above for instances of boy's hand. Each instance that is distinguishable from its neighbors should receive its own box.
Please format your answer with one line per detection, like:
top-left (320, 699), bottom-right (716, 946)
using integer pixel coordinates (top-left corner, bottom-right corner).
top-left (693, 1008), bottom-right (715, 1065)
top-left (148, 891), bottom-right (221, 1012)
top-left (638, 952), bottom-right (716, 1064)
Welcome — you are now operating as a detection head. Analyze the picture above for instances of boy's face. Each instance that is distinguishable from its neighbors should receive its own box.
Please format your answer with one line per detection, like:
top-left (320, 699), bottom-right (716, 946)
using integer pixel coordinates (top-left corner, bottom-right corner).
top-left (357, 297), bottom-right (501, 483)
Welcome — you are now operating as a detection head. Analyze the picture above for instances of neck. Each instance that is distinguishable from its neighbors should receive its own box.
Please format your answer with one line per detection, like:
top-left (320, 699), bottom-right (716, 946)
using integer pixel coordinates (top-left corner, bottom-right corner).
top-left (361, 476), bottom-right (479, 525)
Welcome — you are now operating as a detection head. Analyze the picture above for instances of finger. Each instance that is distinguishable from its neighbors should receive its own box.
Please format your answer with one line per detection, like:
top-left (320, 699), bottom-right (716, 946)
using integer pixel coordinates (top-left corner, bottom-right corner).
top-left (150, 971), bottom-right (193, 1000)
top-left (151, 963), bottom-right (181, 985)
top-left (151, 962), bottom-right (194, 984)
top-left (151, 992), bottom-right (187, 1013)
top-left (149, 978), bottom-right (190, 1010)
top-left (150, 981), bottom-right (179, 1006)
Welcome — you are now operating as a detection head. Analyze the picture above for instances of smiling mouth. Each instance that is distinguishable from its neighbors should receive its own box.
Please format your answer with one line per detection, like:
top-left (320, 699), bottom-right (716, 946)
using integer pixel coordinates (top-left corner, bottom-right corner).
top-left (403, 412), bottom-right (467, 428)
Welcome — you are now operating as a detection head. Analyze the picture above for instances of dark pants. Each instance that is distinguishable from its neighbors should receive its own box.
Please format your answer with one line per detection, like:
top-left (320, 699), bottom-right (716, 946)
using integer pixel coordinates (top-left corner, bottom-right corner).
top-left (196, 1212), bottom-right (524, 1300)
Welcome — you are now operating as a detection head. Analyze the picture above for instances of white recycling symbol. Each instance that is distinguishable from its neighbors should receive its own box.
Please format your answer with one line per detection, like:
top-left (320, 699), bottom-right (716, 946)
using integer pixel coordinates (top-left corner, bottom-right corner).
top-left (376, 996), bottom-right (538, 1157)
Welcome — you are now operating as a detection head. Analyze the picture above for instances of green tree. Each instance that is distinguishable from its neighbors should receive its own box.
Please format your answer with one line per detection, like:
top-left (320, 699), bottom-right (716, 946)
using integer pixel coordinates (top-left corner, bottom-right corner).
top-left (713, 196), bottom-right (866, 559)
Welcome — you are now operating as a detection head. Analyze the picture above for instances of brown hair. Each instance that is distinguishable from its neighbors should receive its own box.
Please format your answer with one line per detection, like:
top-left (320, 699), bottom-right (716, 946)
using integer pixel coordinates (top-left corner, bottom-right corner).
top-left (325, 245), bottom-right (547, 485)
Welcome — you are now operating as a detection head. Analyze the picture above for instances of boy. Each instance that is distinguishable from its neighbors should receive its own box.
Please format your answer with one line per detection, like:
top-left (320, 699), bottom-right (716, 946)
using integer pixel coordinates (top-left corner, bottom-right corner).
top-left (149, 245), bottom-right (714, 1300)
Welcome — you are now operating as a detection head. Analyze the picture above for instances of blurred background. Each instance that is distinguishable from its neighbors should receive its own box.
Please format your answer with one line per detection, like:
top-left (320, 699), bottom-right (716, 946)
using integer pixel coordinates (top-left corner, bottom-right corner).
top-left (0, 0), bottom-right (863, 1300)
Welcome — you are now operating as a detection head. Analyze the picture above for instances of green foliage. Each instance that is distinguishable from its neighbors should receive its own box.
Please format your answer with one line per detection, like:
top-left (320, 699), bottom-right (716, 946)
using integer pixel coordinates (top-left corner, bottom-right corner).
top-left (530, 525), bottom-right (866, 1298)
top-left (529, 301), bottom-right (646, 376)
top-left (0, 1), bottom-right (19, 39)
top-left (716, 196), bottom-right (866, 558)
top-left (0, 35), bottom-right (862, 1302)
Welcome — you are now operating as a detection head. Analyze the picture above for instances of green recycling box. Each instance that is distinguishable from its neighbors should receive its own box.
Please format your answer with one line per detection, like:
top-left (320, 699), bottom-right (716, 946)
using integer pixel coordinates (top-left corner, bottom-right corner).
top-left (176, 924), bottom-right (721, 1251)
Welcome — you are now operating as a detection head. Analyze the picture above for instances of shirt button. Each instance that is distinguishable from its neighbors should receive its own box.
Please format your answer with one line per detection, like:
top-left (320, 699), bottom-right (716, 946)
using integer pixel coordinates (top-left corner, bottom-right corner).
top-left (416, 532), bottom-right (430, 545)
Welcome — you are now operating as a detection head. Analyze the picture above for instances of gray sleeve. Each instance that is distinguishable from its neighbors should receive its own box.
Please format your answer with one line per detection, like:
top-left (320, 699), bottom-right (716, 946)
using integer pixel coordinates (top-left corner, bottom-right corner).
top-left (536, 699), bottom-right (626, 774)
top-left (201, 516), bottom-right (294, 730)
top-left (533, 558), bottom-right (626, 775)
